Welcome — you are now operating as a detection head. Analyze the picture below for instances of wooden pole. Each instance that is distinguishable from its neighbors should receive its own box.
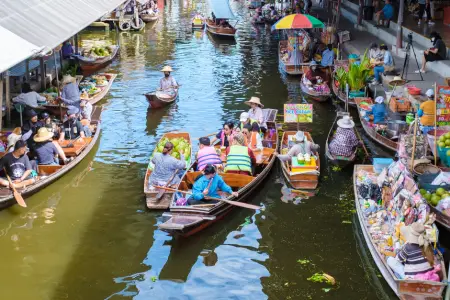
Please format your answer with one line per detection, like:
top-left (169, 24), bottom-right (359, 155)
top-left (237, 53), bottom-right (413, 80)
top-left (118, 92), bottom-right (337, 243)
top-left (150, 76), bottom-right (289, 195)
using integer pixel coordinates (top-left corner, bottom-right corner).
top-left (434, 82), bottom-right (438, 166)
top-left (410, 113), bottom-right (419, 171)
top-left (39, 57), bottom-right (46, 90)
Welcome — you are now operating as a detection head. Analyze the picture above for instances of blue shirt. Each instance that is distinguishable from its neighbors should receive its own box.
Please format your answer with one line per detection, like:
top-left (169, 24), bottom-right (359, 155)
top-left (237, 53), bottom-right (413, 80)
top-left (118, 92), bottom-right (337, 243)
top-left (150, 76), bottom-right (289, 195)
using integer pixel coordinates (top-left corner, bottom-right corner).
top-left (61, 82), bottom-right (81, 108)
top-left (321, 49), bottom-right (334, 67)
top-left (191, 174), bottom-right (233, 200)
top-left (369, 103), bottom-right (387, 124)
top-left (383, 50), bottom-right (394, 66)
top-left (61, 43), bottom-right (73, 59)
top-left (382, 4), bottom-right (394, 20)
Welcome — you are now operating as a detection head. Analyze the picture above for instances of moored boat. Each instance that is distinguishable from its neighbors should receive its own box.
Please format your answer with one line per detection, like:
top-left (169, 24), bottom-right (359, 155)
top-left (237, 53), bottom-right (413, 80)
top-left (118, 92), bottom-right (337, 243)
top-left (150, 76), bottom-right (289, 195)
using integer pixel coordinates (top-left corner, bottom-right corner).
top-left (205, 19), bottom-right (237, 38)
top-left (145, 89), bottom-right (179, 109)
top-left (76, 45), bottom-right (119, 75)
top-left (325, 112), bottom-right (358, 168)
top-left (280, 131), bottom-right (320, 190)
top-left (192, 16), bottom-right (205, 30)
top-left (300, 74), bottom-right (331, 102)
top-left (0, 107), bottom-right (102, 210)
top-left (278, 40), bottom-right (307, 76)
top-left (81, 73), bottom-right (117, 105)
top-left (144, 132), bottom-right (192, 210)
top-left (140, 13), bottom-right (158, 23)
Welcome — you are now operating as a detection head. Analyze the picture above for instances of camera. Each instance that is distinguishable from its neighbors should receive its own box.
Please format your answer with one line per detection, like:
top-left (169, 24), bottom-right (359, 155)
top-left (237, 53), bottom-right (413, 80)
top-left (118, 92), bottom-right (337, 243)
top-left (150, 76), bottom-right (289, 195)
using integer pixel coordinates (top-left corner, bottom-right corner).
top-left (407, 32), bottom-right (413, 43)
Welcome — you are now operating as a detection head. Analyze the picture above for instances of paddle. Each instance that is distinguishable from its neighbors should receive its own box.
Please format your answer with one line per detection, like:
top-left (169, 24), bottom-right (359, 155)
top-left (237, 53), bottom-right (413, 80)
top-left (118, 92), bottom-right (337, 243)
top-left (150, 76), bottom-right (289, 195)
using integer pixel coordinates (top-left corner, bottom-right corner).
top-left (354, 128), bottom-right (370, 161)
top-left (194, 132), bottom-right (218, 140)
top-left (4, 169), bottom-right (26, 208)
top-left (155, 169), bottom-right (179, 200)
top-left (154, 186), bottom-right (262, 210)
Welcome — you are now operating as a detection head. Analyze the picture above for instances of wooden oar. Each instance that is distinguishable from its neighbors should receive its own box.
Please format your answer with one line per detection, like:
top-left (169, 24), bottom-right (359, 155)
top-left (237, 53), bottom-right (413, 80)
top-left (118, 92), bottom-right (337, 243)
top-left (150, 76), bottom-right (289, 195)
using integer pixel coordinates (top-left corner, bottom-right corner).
top-left (354, 127), bottom-right (370, 160)
top-left (194, 132), bottom-right (218, 140)
top-left (155, 169), bottom-right (179, 200)
top-left (4, 169), bottom-right (26, 208)
top-left (154, 186), bottom-right (262, 210)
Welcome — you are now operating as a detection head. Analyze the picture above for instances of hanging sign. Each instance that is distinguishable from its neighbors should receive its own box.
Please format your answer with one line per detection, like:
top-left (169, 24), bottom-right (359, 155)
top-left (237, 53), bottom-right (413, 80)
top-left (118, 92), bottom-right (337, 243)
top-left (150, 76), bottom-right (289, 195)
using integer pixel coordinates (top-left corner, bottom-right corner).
top-left (284, 104), bottom-right (313, 123)
top-left (436, 86), bottom-right (450, 126)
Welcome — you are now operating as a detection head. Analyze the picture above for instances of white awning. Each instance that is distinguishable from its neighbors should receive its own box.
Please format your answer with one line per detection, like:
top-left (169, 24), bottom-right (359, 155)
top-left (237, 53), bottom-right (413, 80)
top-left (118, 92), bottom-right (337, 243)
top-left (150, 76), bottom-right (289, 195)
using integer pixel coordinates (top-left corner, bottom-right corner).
top-left (0, 0), bottom-right (126, 73)
top-left (208, 0), bottom-right (236, 19)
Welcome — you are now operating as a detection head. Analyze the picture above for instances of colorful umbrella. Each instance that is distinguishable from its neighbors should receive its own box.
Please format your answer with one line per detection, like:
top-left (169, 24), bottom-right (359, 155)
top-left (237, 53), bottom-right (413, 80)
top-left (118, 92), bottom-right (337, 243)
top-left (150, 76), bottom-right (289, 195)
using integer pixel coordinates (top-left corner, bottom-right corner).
top-left (271, 14), bottom-right (324, 30)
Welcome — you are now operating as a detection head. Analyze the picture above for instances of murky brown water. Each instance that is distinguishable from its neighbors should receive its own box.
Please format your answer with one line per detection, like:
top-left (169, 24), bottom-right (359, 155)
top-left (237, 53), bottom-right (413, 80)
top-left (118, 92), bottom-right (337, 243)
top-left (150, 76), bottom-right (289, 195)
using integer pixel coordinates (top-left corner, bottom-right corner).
top-left (0, 2), bottom-right (398, 300)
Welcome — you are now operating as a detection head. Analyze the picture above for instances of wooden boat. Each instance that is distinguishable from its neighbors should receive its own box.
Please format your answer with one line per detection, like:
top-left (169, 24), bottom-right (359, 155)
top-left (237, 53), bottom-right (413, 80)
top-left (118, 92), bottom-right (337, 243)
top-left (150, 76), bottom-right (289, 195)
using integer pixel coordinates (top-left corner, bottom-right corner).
top-left (76, 45), bottom-right (119, 75)
top-left (157, 109), bottom-right (279, 236)
top-left (280, 131), bottom-right (320, 190)
top-left (331, 71), bottom-right (357, 107)
top-left (353, 165), bottom-right (447, 299)
top-left (278, 41), bottom-right (307, 76)
top-left (192, 17), bottom-right (205, 30)
top-left (0, 107), bottom-right (102, 210)
top-left (355, 97), bottom-right (398, 152)
top-left (140, 13), bottom-right (158, 23)
top-left (81, 73), bottom-right (117, 105)
top-left (145, 89), bottom-right (179, 109)
top-left (205, 19), bottom-right (237, 38)
top-left (325, 112), bottom-right (358, 168)
top-left (300, 74), bottom-right (331, 102)
top-left (143, 132), bottom-right (192, 209)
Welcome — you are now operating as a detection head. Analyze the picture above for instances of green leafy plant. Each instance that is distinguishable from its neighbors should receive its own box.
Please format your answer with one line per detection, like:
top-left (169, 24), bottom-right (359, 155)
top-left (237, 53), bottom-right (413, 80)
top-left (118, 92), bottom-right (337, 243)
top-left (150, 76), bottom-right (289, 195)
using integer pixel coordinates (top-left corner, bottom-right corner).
top-left (335, 67), bottom-right (347, 90)
top-left (61, 64), bottom-right (77, 77)
top-left (336, 50), bottom-right (371, 92)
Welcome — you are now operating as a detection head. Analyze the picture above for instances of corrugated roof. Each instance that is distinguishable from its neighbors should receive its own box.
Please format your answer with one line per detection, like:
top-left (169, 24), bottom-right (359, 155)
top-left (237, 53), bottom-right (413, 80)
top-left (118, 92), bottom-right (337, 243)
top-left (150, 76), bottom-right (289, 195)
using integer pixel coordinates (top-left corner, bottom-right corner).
top-left (208, 0), bottom-right (236, 19)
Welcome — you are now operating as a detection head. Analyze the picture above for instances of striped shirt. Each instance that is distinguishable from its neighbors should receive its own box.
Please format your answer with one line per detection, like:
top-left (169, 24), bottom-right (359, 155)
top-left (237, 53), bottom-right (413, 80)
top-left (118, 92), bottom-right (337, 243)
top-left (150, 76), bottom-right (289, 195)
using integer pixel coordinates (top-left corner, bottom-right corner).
top-left (149, 153), bottom-right (186, 184)
top-left (397, 243), bottom-right (433, 276)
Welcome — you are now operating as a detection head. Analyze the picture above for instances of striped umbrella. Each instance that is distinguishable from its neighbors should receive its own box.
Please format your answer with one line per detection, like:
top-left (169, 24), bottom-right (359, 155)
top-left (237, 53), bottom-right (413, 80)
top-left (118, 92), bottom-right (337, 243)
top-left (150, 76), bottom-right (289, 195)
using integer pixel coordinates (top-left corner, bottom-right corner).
top-left (271, 14), bottom-right (325, 30)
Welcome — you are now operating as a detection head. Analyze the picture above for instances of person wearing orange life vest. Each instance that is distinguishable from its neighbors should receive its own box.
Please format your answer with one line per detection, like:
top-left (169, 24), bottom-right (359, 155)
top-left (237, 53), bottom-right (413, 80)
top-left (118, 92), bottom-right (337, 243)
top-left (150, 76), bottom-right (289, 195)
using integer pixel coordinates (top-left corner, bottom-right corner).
top-left (249, 122), bottom-right (263, 151)
top-left (196, 137), bottom-right (223, 171)
top-left (418, 89), bottom-right (435, 128)
top-left (224, 132), bottom-right (256, 176)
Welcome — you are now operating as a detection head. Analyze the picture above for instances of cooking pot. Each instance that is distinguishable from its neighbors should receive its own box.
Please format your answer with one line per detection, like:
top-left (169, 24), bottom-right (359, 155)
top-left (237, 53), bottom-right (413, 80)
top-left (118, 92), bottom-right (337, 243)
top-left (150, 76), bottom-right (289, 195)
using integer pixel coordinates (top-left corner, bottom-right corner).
top-left (387, 120), bottom-right (408, 133)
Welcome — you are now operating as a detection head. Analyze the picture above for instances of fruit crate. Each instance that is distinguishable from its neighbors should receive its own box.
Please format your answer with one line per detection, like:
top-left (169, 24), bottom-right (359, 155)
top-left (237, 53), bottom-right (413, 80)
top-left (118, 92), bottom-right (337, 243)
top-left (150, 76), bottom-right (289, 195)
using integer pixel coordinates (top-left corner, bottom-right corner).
top-left (438, 146), bottom-right (450, 167)
top-left (389, 97), bottom-right (411, 113)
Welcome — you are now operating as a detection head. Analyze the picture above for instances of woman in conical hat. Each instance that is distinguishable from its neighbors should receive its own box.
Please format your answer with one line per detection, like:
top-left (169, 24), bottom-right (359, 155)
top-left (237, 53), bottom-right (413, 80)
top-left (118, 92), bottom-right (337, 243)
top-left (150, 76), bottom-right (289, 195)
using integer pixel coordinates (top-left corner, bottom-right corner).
top-left (158, 65), bottom-right (178, 96)
top-left (245, 96), bottom-right (267, 133)
top-left (328, 115), bottom-right (360, 157)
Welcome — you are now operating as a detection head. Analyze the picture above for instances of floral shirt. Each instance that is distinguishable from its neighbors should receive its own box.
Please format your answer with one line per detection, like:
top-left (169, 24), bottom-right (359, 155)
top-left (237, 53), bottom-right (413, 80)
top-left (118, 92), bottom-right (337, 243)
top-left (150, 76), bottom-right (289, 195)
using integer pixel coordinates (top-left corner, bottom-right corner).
top-left (328, 127), bottom-right (359, 157)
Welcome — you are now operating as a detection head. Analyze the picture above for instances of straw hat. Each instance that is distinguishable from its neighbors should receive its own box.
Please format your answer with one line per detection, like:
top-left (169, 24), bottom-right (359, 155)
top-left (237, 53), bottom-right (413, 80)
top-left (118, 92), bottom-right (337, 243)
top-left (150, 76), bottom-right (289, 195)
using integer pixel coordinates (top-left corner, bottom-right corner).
top-left (62, 74), bottom-right (76, 85)
top-left (33, 128), bottom-right (53, 143)
top-left (337, 115), bottom-right (355, 129)
top-left (240, 112), bottom-right (249, 122)
top-left (295, 131), bottom-right (305, 142)
top-left (375, 96), bottom-right (384, 104)
top-left (160, 66), bottom-right (173, 72)
top-left (245, 96), bottom-right (264, 108)
top-left (389, 76), bottom-right (406, 86)
top-left (401, 222), bottom-right (426, 246)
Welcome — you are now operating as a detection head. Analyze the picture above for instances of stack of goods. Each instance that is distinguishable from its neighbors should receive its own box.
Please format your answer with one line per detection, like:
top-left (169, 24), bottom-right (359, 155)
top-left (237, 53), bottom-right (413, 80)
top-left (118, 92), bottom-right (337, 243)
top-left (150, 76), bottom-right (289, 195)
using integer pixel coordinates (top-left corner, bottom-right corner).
top-left (418, 172), bottom-right (450, 212)
top-left (436, 132), bottom-right (450, 167)
top-left (40, 87), bottom-right (59, 104)
top-left (79, 75), bottom-right (109, 99)
top-left (355, 161), bottom-right (443, 281)
top-left (80, 40), bottom-right (117, 60)
top-left (151, 137), bottom-right (191, 166)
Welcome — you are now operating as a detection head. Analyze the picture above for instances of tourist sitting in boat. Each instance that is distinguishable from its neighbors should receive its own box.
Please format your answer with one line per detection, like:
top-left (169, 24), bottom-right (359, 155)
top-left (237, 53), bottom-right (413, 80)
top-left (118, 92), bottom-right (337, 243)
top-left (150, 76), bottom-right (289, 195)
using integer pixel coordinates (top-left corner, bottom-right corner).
top-left (249, 122), bottom-right (263, 151)
top-left (59, 107), bottom-right (86, 141)
top-left (366, 96), bottom-right (387, 124)
top-left (305, 61), bottom-right (327, 85)
top-left (149, 142), bottom-right (186, 186)
top-left (41, 112), bottom-right (59, 139)
top-left (211, 121), bottom-right (235, 148)
top-left (58, 75), bottom-right (81, 109)
top-left (21, 109), bottom-right (44, 148)
top-left (7, 128), bottom-right (22, 153)
top-left (239, 112), bottom-right (256, 130)
top-left (33, 128), bottom-right (69, 165)
top-left (80, 100), bottom-right (93, 122)
top-left (224, 132), bottom-right (256, 175)
top-left (13, 83), bottom-right (46, 109)
top-left (418, 89), bottom-right (435, 134)
top-left (245, 97), bottom-right (267, 133)
top-left (241, 123), bottom-right (252, 146)
top-left (277, 131), bottom-right (319, 161)
top-left (187, 164), bottom-right (238, 205)
top-left (387, 222), bottom-right (436, 280)
top-left (321, 44), bottom-right (334, 67)
top-left (0, 140), bottom-right (36, 187)
top-left (158, 66), bottom-right (178, 97)
top-left (197, 137), bottom-right (223, 171)
top-left (328, 116), bottom-right (359, 157)
top-left (372, 44), bottom-right (394, 85)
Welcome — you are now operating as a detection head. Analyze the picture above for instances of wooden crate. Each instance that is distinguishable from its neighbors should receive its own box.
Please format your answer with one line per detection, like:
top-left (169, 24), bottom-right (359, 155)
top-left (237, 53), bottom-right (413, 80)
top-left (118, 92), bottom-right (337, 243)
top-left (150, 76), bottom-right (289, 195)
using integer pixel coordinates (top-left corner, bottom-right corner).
top-left (389, 97), bottom-right (411, 112)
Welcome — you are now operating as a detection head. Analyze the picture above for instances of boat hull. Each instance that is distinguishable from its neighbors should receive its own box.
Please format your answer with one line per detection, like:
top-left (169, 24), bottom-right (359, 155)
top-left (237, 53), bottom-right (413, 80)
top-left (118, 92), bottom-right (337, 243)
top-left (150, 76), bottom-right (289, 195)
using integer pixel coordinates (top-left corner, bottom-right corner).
top-left (325, 112), bottom-right (357, 168)
top-left (331, 72), bottom-right (357, 106)
top-left (141, 14), bottom-right (158, 22)
top-left (145, 90), bottom-right (178, 109)
top-left (205, 20), bottom-right (236, 38)
top-left (300, 79), bottom-right (330, 102)
top-left (278, 41), bottom-right (307, 76)
top-left (78, 47), bottom-right (119, 75)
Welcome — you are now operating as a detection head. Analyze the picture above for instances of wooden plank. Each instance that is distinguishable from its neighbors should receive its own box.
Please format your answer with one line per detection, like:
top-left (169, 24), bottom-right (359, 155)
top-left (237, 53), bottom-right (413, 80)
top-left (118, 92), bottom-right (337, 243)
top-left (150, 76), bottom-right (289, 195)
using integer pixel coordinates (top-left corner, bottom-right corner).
top-left (38, 165), bottom-right (63, 176)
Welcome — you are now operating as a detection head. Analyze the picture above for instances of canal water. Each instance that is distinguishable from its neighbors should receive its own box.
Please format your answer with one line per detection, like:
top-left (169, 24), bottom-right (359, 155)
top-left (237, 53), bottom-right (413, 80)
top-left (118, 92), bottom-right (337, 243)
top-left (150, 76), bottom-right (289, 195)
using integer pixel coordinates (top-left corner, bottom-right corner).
top-left (0, 2), bottom-right (397, 300)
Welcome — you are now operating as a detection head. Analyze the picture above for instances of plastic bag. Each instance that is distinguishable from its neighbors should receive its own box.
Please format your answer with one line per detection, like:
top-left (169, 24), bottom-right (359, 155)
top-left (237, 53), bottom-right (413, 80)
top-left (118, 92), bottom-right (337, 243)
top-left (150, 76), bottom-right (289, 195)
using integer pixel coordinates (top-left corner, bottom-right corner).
top-left (431, 172), bottom-right (450, 186)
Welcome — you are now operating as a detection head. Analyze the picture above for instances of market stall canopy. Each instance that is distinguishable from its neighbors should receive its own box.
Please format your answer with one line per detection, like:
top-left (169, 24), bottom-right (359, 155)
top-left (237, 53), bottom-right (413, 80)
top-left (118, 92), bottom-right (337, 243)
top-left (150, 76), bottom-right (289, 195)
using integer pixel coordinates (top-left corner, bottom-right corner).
top-left (0, 0), bottom-right (126, 72)
top-left (208, 0), bottom-right (236, 19)
top-left (0, 26), bottom-right (44, 75)
top-left (271, 14), bottom-right (325, 31)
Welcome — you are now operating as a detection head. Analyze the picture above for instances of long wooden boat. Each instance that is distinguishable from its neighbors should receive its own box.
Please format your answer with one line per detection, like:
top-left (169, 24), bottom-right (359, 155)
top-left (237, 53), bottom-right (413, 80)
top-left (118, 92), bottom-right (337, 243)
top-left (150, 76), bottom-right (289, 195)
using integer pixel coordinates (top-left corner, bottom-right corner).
top-left (81, 73), bottom-right (117, 105)
top-left (144, 132), bottom-right (192, 209)
top-left (331, 71), bottom-right (357, 107)
top-left (353, 165), bottom-right (447, 299)
top-left (145, 89), bottom-right (179, 109)
top-left (205, 19), bottom-right (236, 38)
top-left (300, 74), bottom-right (331, 102)
top-left (158, 109), bottom-right (278, 236)
top-left (0, 106), bottom-right (102, 210)
top-left (278, 40), bottom-right (307, 76)
top-left (76, 46), bottom-right (119, 75)
top-left (325, 112), bottom-right (358, 168)
top-left (140, 13), bottom-right (158, 23)
top-left (280, 131), bottom-right (320, 190)
top-left (192, 17), bottom-right (205, 30)
top-left (355, 97), bottom-right (398, 152)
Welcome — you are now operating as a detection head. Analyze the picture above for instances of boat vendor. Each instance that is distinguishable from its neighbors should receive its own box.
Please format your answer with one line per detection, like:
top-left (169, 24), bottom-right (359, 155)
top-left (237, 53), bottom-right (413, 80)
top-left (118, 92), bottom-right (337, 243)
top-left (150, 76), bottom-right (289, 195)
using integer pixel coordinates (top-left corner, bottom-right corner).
top-left (321, 44), bottom-right (334, 67)
top-left (418, 89), bottom-right (435, 133)
top-left (366, 96), bottom-right (387, 124)
top-left (328, 116), bottom-right (360, 157)
top-left (12, 83), bottom-right (46, 109)
top-left (197, 137), bottom-right (223, 171)
top-left (58, 75), bottom-right (81, 109)
top-left (224, 132), bottom-right (256, 175)
top-left (249, 122), bottom-right (263, 151)
top-left (148, 141), bottom-right (186, 186)
top-left (59, 107), bottom-right (86, 141)
top-left (277, 131), bottom-right (319, 161)
top-left (61, 41), bottom-right (74, 59)
top-left (158, 66), bottom-right (179, 97)
top-left (187, 164), bottom-right (238, 205)
top-left (0, 140), bottom-right (36, 188)
top-left (211, 121), bottom-right (235, 148)
top-left (245, 97), bottom-right (267, 133)
top-left (305, 61), bottom-right (327, 85)
top-left (33, 128), bottom-right (70, 165)
top-left (21, 109), bottom-right (44, 147)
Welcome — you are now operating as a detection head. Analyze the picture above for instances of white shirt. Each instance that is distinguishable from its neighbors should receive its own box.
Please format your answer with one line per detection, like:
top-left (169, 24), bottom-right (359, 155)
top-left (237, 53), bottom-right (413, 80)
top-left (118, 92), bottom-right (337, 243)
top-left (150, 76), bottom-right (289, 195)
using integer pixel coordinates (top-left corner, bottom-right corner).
top-left (159, 76), bottom-right (178, 91)
top-left (248, 107), bottom-right (267, 129)
top-left (13, 91), bottom-right (46, 108)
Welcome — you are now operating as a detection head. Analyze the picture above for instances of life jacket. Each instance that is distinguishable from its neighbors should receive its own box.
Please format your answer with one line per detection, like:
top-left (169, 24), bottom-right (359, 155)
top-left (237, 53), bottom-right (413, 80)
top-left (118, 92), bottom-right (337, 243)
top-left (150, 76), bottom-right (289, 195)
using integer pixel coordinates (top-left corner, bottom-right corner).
top-left (250, 132), bottom-right (258, 149)
top-left (225, 145), bottom-right (252, 174)
top-left (197, 146), bottom-right (222, 171)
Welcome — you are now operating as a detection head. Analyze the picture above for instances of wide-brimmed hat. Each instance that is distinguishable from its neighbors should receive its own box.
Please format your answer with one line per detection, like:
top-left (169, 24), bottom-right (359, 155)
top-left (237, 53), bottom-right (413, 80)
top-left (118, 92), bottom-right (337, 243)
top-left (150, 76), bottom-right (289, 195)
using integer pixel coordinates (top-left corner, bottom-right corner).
top-left (62, 74), bottom-right (76, 85)
top-left (295, 131), bottom-right (305, 142)
top-left (33, 127), bottom-right (53, 142)
top-left (401, 222), bottom-right (425, 245)
top-left (160, 66), bottom-right (173, 72)
top-left (337, 115), bottom-right (355, 129)
top-left (375, 96), bottom-right (384, 104)
top-left (426, 89), bottom-right (434, 98)
top-left (240, 112), bottom-right (249, 122)
top-left (245, 96), bottom-right (264, 108)
top-left (389, 76), bottom-right (406, 86)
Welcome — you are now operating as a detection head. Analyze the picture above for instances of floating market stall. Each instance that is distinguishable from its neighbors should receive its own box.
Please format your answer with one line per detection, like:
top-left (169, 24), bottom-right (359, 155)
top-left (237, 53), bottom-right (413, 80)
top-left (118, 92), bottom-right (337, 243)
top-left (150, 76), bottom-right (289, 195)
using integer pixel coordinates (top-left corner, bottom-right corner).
top-left (74, 40), bottom-right (119, 75)
top-left (206, 0), bottom-right (238, 38)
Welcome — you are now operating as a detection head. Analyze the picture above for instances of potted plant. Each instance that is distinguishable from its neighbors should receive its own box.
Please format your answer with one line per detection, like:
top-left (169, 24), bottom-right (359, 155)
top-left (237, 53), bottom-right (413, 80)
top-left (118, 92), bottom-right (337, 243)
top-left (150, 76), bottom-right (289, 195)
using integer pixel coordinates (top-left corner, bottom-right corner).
top-left (347, 51), bottom-right (370, 97)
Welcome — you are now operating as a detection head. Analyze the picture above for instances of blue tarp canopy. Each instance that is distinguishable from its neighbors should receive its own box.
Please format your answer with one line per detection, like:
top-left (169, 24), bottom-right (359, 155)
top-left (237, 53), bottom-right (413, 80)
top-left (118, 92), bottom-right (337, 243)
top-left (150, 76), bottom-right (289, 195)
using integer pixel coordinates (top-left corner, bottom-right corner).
top-left (208, 0), bottom-right (236, 19)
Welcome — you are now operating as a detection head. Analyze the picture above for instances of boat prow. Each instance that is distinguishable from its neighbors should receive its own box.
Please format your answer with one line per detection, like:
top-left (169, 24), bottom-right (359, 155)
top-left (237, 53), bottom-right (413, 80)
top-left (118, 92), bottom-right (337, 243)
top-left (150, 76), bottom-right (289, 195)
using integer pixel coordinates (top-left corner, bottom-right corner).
top-left (145, 89), bottom-right (179, 109)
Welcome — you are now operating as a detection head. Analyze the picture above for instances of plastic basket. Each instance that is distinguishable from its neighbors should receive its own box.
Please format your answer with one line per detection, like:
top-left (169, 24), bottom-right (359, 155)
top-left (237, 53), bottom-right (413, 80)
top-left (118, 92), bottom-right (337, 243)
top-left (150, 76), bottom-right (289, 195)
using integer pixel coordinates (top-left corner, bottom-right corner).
top-left (417, 173), bottom-right (450, 192)
top-left (373, 158), bottom-right (394, 174)
top-left (438, 146), bottom-right (450, 167)
top-left (427, 130), bottom-right (447, 158)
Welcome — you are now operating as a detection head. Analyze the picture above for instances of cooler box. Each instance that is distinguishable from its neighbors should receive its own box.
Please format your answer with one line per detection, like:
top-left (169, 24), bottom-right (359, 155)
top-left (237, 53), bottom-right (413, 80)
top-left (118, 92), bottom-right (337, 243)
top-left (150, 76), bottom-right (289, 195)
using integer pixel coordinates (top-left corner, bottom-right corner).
top-left (292, 156), bottom-right (317, 173)
top-left (373, 158), bottom-right (394, 174)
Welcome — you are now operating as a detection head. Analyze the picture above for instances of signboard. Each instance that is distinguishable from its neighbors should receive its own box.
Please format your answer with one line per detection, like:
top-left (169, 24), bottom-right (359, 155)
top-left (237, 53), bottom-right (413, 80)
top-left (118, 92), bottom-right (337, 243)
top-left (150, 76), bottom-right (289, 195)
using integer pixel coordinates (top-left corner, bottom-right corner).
top-left (436, 86), bottom-right (450, 126)
top-left (284, 104), bottom-right (313, 123)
